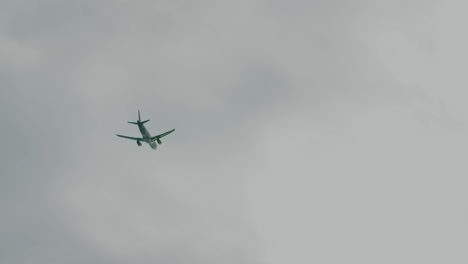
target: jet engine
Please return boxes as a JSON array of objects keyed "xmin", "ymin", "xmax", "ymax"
[
  {"xmin": 156, "ymin": 139, "xmax": 162, "ymax": 144},
  {"xmin": 137, "ymin": 140, "xmax": 142, "ymax": 146}
]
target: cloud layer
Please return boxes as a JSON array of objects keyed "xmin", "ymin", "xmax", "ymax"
[{"xmin": 2, "ymin": 1, "xmax": 468, "ymax": 263}]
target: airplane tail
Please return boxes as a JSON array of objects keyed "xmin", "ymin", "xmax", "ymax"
[{"xmin": 128, "ymin": 110, "xmax": 149, "ymax": 124}]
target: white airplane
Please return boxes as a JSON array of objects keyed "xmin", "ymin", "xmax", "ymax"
[{"xmin": 116, "ymin": 110, "xmax": 175, "ymax": 150}]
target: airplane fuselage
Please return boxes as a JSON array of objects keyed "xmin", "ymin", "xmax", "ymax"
[{"xmin": 138, "ymin": 123, "xmax": 157, "ymax": 149}]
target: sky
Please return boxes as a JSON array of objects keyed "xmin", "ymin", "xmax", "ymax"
[{"xmin": 2, "ymin": 0, "xmax": 468, "ymax": 263}]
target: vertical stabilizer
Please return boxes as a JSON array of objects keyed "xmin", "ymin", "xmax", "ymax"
[{"xmin": 138, "ymin": 110, "xmax": 141, "ymax": 122}]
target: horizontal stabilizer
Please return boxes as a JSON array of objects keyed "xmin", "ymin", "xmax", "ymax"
[
  {"xmin": 128, "ymin": 121, "xmax": 138, "ymax": 125},
  {"xmin": 141, "ymin": 120, "xmax": 150, "ymax": 124}
]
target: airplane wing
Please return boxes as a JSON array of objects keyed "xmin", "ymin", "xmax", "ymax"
[
  {"xmin": 151, "ymin": 129, "xmax": 175, "ymax": 140},
  {"xmin": 116, "ymin": 134, "xmax": 144, "ymax": 141}
]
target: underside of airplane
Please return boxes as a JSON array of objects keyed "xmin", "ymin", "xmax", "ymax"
[{"xmin": 116, "ymin": 110, "xmax": 175, "ymax": 150}]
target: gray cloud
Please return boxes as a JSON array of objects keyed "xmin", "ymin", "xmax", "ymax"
[{"xmin": 2, "ymin": 0, "xmax": 468, "ymax": 263}]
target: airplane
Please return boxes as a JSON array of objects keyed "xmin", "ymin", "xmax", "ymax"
[{"xmin": 116, "ymin": 110, "xmax": 175, "ymax": 150}]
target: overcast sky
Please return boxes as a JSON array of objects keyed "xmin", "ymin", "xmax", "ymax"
[{"xmin": 2, "ymin": 1, "xmax": 468, "ymax": 263}]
